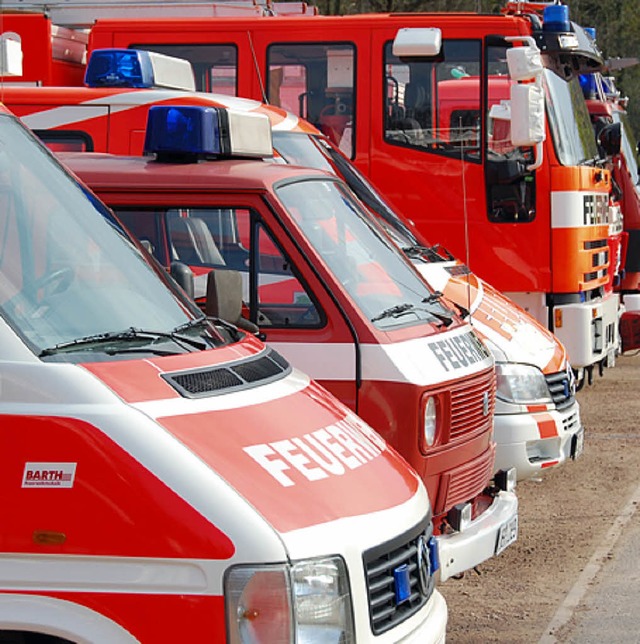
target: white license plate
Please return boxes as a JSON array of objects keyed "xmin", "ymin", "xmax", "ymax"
[
  {"xmin": 571, "ymin": 427, "xmax": 585, "ymax": 460},
  {"xmin": 495, "ymin": 515, "xmax": 518, "ymax": 555}
]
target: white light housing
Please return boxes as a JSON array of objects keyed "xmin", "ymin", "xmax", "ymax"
[
  {"xmin": 423, "ymin": 396, "xmax": 437, "ymax": 447},
  {"xmin": 0, "ymin": 33, "xmax": 23, "ymax": 77},
  {"xmin": 392, "ymin": 28, "xmax": 442, "ymax": 57}
]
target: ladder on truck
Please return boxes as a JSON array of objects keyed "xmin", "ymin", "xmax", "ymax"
[{"xmin": 0, "ymin": 0, "xmax": 316, "ymax": 28}]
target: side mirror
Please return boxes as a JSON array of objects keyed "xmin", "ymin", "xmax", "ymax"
[
  {"xmin": 170, "ymin": 261, "xmax": 195, "ymax": 300},
  {"xmin": 510, "ymin": 83, "xmax": 545, "ymax": 147},
  {"xmin": 597, "ymin": 122, "xmax": 622, "ymax": 157},
  {"xmin": 205, "ymin": 268, "xmax": 259, "ymax": 333}
]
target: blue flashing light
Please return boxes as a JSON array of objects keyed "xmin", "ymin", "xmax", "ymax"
[
  {"xmin": 428, "ymin": 535, "xmax": 440, "ymax": 574},
  {"xmin": 144, "ymin": 105, "xmax": 226, "ymax": 158},
  {"xmin": 393, "ymin": 564, "xmax": 411, "ymax": 605},
  {"xmin": 585, "ymin": 27, "xmax": 596, "ymax": 41},
  {"xmin": 543, "ymin": 4, "xmax": 571, "ymax": 33},
  {"xmin": 579, "ymin": 73, "xmax": 597, "ymax": 99},
  {"xmin": 85, "ymin": 49, "xmax": 154, "ymax": 88}
]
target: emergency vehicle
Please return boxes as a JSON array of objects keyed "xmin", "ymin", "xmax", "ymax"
[
  {"xmin": 60, "ymin": 101, "xmax": 519, "ymax": 582},
  {"xmin": 0, "ymin": 94, "xmax": 450, "ymax": 639},
  {"xmin": 275, "ymin": 128, "xmax": 583, "ymax": 480},
  {"xmin": 582, "ymin": 68, "xmax": 640, "ymax": 351},
  {"xmin": 0, "ymin": 44, "xmax": 580, "ymax": 482},
  {"xmin": 52, "ymin": 0, "xmax": 617, "ymax": 387}
]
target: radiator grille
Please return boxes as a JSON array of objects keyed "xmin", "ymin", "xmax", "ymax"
[
  {"xmin": 163, "ymin": 347, "xmax": 291, "ymax": 397},
  {"xmin": 440, "ymin": 444, "xmax": 496, "ymax": 512},
  {"xmin": 364, "ymin": 518, "xmax": 435, "ymax": 635},
  {"xmin": 449, "ymin": 367, "xmax": 496, "ymax": 441},
  {"xmin": 545, "ymin": 368, "xmax": 576, "ymax": 411}
]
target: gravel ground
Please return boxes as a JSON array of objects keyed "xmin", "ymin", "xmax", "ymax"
[{"xmin": 440, "ymin": 351, "xmax": 640, "ymax": 642}]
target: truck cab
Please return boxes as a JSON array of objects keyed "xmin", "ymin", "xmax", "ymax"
[{"xmin": 62, "ymin": 103, "xmax": 519, "ymax": 582}]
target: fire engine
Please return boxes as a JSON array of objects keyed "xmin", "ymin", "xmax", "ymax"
[
  {"xmin": 0, "ymin": 87, "xmax": 451, "ymax": 643},
  {"xmin": 60, "ymin": 100, "xmax": 520, "ymax": 581},
  {"xmin": 0, "ymin": 41, "xmax": 581, "ymax": 482},
  {"xmin": 30, "ymin": 0, "xmax": 612, "ymax": 387},
  {"xmin": 581, "ymin": 66, "xmax": 640, "ymax": 352}
]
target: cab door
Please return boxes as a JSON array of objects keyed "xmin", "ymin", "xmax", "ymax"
[{"xmin": 112, "ymin": 192, "xmax": 360, "ymax": 411}]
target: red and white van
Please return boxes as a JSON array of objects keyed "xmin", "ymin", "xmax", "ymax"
[
  {"xmin": 59, "ymin": 102, "xmax": 519, "ymax": 582},
  {"xmin": 0, "ymin": 101, "xmax": 450, "ymax": 642}
]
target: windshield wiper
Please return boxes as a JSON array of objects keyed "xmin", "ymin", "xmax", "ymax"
[
  {"xmin": 371, "ymin": 299, "xmax": 453, "ymax": 327},
  {"xmin": 402, "ymin": 244, "xmax": 454, "ymax": 263},
  {"xmin": 39, "ymin": 326, "xmax": 207, "ymax": 357}
]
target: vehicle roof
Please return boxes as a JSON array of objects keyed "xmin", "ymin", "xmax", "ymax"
[{"xmin": 59, "ymin": 151, "xmax": 338, "ymax": 194}]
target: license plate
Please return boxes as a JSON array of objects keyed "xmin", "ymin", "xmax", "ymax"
[
  {"xmin": 495, "ymin": 515, "xmax": 518, "ymax": 555},
  {"xmin": 571, "ymin": 427, "xmax": 584, "ymax": 460}
]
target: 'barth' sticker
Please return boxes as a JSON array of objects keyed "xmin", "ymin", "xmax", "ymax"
[{"xmin": 22, "ymin": 463, "xmax": 77, "ymax": 488}]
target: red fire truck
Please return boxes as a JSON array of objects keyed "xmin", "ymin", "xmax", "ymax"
[
  {"xmin": 0, "ymin": 91, "xmax": 451, "ymax": 640},
  {"xmin": 37, "ymin": 0, "xmax": 613, "ymax": 387}
]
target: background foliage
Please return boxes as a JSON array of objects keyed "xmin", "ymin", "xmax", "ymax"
[{"xmin": 314, "ymin": 0, "xmax": 640, "ymax": 142}]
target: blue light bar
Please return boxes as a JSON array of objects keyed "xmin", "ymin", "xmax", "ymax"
[
  {"xmin": 85, "ymin": 49, "xmax": 153, "ymax": 88},
  {"xmin": 543, "ymin": 4, "xmax": 571, "ymax": 33},
  {"xmin": 144, "ymin": 105, "xmax": 273, "ymax": 160},
  {"xmin": 85, "ymin": 49, "xmax": 195, "ymax": 90},
  {"xmin": 144, "ymin": 105, "xmax": 225, "ymax": 158}
]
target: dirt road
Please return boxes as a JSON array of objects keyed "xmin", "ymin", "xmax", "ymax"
[{"xmin": 440, "ymin": 351, "xmax": 640, "ymax": 642}]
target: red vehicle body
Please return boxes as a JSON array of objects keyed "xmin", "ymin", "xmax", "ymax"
[
  {"xmin": 43, "ymin": 0, "xmax": 616, "ymax": 386},
  {"xmin": 583, "ymin": 70, "xmax": 640, "ymax": 350},
  {"xmin": 0, "ymin": 14, "xmax": 519, "ymax": 578},
  {"xmin": 0, "ymin": 102, "xmax": 449, "ymax": 642},
  {"xmin": 58, "ymin": 103, "xmax": 521, "ymax": 580}
]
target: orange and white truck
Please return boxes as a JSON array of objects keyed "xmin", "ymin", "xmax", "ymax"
[
  {"xmin": 29, "ymin": 0, "xmax": 614, "ymax": 388},
  {"xmin": 0, "ymin": 66, "xmax": 451, "ymax": 642}
]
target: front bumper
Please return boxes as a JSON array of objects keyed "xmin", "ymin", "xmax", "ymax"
[
  {"xmin": 493, "ymin": 402, "xmax": 583, "ymax": 480},
  {"xmin": 436, "ymin": 489, "xmax": 518, "ymax": 582}
]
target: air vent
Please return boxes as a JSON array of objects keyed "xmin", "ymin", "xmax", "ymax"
[{"xmin": 163, "ymin": 347, "xmax": 291, "ymax": 398}]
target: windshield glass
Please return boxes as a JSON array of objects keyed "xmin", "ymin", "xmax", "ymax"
[
  {"xmin": 273, "ymin": 131, "xmax": 425, "ymax": 248},
  {"xmin": 0, "ymin": 113, "xmax": 212, "ymax": 358},
  {"xmin": 545, "ymin": 70, "xmax": 599, "ymax": 166},
  {"xmin": 615, "ymin": 110, "xmax": 639, "ymax": 186},
  {"xmin": 275, "ymin": 178, "xmax": 455, "ymax": 330}
]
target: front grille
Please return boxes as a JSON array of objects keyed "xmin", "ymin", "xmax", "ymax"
[
  {"xmin": 438, "ymin": 443, "xmax": 496, "ymax": 513},
  {"xmin": 163, "ymin": 347, "xmax": 291, "ymax": 398},
  {"xmin": 545, "ymin": 370, "xmax": 575, "ymax": 411},
  {"xmin": 364, "ymin": 518, "xmax": 435, "ymax": 635},
  {"xmin": 449, "ymin": 367, "xmax": 496, "ymax": 441}
]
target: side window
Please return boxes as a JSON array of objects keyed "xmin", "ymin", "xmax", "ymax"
[
  {"xmin": 116, "ymin": 206, "xmax": 322, "ymax": 328},
  {"xmin": 34, "ymin": 130, "xmax": 94, "ymax": 152},
  {"xmin": 116, "ymin": 210, "xmax": 170, "ymax": 264},
  {"xmin": 384, "ymin": 39, "xmax": 482, "ymax": 161},
  {"xmin": 130, "ymin": 44, "xmax": 237, "ymax": 95},
  {"xmin": 267, "ymin": 43, "xmax": 355, "ymax": 158}
]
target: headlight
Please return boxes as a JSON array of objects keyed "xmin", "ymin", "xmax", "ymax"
[
  {"xmin": 423, "ymin": 396, "xmax": 437, "ymax": 447},
  {"xmin": 225, "ymin": 556, "xmax": 355, "ymax": 644},
  {"xmin": 495, "ymin": 363, "xmax": 552, "ymax": 404}
]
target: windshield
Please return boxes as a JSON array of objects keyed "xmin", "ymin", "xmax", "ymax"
[
  {"xmin": 275, "ymin": 178, "xmax": 455, "ymax": 330},
  {"xmin": 545, "ymin": 69, "xmax": 599, "ymax": 166},
  {"xmin": 0, "ymin": 113, "xmax": 215, "ymax": 358},
  {"xmin": 273, "ymin": 131, "xmax": 424, "ymax": 248},
  {"xmin": 615, "ymin": 110, "xmax": 639, "ymax": 186}
]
